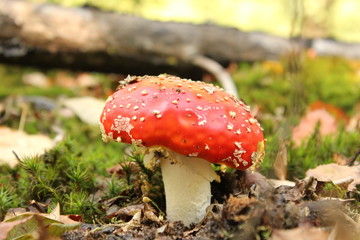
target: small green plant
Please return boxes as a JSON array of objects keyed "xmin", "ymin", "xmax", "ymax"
[
  {"xmin": 20, "ymin": 155, "xmax": 62, "ymax": 202},
  {"xmin": 64, "ymin": 191, "xmax": 102, "ymax": 222},
  {"xmin": 105, "ymin": 176, "xmax": 132, "ymax": 199},
  {"xmin": 323, "ymin": 182, "xmax": 347, "ymax": 198},
  {"xmin": 0, "ymin": 187, "xmax": 17, "ymax": 219}
]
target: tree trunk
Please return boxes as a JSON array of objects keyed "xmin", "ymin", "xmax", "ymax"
[{"xmin": 0, "ymin": 0, "xmax": 359, "ymax": 78}]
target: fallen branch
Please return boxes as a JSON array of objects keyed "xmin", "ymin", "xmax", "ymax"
[{"xmin": 190, "ymin": 55, "xmax": 238, "ymax": 97}]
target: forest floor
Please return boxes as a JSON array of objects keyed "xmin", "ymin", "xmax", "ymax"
[
  {"xmin": 61, "ymin": 171, "xmax": 360, "ymax": 240},
  {"xmin": 0, "ymin": 55, "xmax": 359, "ymax": 239}
]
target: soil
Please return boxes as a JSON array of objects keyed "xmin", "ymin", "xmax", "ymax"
[{"xmin": 61, "ymin": 171, "xmax": 359, "ymax": 240}]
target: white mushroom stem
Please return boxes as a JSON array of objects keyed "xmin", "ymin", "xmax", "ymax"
[{"xmin": 143, "ymin": 148, "xmax": 219, "ymax": 226}]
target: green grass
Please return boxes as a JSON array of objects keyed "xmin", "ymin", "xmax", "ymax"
[
  {"xmin": 260, "ymin": 127, "xmax": 360, "ymax": 179},
  {"xmin": 233, "ymin": 56, "xmax": 360, "ymax": 115}
]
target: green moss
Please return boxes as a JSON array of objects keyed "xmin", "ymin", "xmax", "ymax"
[
  {"xmin": 0, "ymin": 112, "xmax": 167, "ymax": 221},
  {"xmin": 0, "ymin": 186, "xmax": 18, "ymax": 219},
  {"xmin": 301, "ymin": 57, "xmax": 360, "ymax": 113}
]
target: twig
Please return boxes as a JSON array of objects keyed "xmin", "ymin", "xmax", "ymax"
[
  {"xmin": 347, "ymin": 148, "xmax": 360, "ymax": 166},
  {"xmin": 18, "ymin": 103, "xmax": 28, "ymax": 131},
  {"xmin": 190, "ymin": 55, "xmax": 238, "ymax": 98},
  {"xmin": 12, "ymin": 150, "xmax": 22, "ymax": 163}
]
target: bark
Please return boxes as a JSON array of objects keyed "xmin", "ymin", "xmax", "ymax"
[{"xmin": 0, "ymin": 0, "xmax": 360, "ymax": 78}]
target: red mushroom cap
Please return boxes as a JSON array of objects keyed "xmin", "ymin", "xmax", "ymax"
[{"xmin": 100, "ymin": 75, "xmax": 265, "ymax": 170}]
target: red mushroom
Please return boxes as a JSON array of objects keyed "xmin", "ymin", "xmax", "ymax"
[{"xmin": 100, "ymin": 75, "xmax": 265, "ymax": 226}]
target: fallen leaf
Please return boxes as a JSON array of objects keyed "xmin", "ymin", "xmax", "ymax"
[
  {"xmin": 306, "ymin": 163, "xmax": 360, "ymax": 191},
  {"xmin": 109, "ymin": 203, "xmax": 145, "ymax": 221},
  {"xmin": 4, "ymin": 208, "xmax": 28, "ymax": 221},
  {"xmin": 332, "ymin": 153, "xmax": 350, "ymax": 165},
  {"xmin": 76, "ymin": 73, "xmax": 99, "ymax": 88},
  {"xmin": 292, "ymin": 108, "xmax": 338, "ymax": 146},
  {"xmin": 309, "ymin": 101, "xmax": 349, "ymax": 123},
  {"xmin": 268, "ymin": 179, "xmax": 296, "ymax": 188},
  {"xmin": 270, "ymin": 224, "xmax": 329, "ymax": 240},
  {"xmin": 347, "ymin": 103, "xmax": 360, "ymax": 132},
  {"xmin": 122, "ymin": 211, "xmax": 142, "ymax": 232},
  {"xmin": 0, "ymin": 215, "xmax": 34, "ymax": 240},
  {"xmin": 47, "ymin": 203, "xmax": 61, "ymax": 221},
  {"xmin": 22, "ymin": 72, "xmax": 50, "ymax": 88},
  {"xmin": 0, "ymin": 126, "xmax": 54, "ymax": 167},
  {"xmin": 292, "ymin": 101, "xmax": 351, "ymax": 146},
  {"xmin": 295, "ymin": 203, "xmax": 360, "ymax": 240},
  {"xmin": 0, "ymin": 204, "xmax": 81, "ymax": 240},
  {"xmin": 61, "ymin": 97, "xmax": 106, "ymax": 125},
  {"xmin": 273, "ymin": 139, "xmax": 288, "ymax": 180},
  {"xmin": 54, "ymin": 71, "xmax": 77, "ymax": 88}
]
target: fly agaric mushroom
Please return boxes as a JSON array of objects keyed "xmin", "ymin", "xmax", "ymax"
[{"xmin": 100, "ymin": 75, "xmax": 265, "ymax": 226}]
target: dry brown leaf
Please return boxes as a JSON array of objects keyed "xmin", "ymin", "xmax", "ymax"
[
  {"xmin": 0, "ymin": 126, "xmax": 54, "ymax": 167},
  {"xmin": 346, "ymin": 113, "xmax": 360, "ymax": 132},
  {"xmin": 50, "ymin": 204, "xmax": 82, "ymax": 225},
  {"xmin": 4, "ymin": 208, "xmax": 28, "ymax": 221},
  {"xmin": 273, "ymin": 139, "xmax": 288, "ymax": 180},
  {"xmin": 47, "ymin": 203, "xmax": 61, "ymax": 221},
  {"xmin": 306, "ymin": 163, "xmax": 360, "ymax": 191},
  {"xmin": 270, "ymin": 224, "xmax": 329, "ymax": 240},
  {"xmin": 332, "ymin": 153, "xmax": 350, "ymax": 165},
  {"xmin": 111, "ymin": 203, "xmax": 145, "ymax": 221},
  {"xmin": 292, "ymin": 108, "xmax": 338, "ymax": 146},
  {"xmin": 347, "ymin": 103, "xmax": 360, "ymax": 132}
]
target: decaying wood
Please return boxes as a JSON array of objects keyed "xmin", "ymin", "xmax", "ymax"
[{"xmin": 0, "ymin": 0, "xmax": 360, "ymax": 80}]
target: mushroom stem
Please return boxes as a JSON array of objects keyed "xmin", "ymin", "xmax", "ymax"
[{"xmin": 159, "ymin": 150, "xmax": 219, "ymax": 226}]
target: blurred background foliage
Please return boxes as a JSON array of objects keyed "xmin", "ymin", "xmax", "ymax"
[{"xmin": 31, "ymin": 0, "xmax": 360, "ymax": 43}]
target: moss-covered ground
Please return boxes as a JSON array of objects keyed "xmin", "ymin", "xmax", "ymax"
[{"xmin": 0, "ymin": 54, "xmax": 359, "ymax": 238}]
